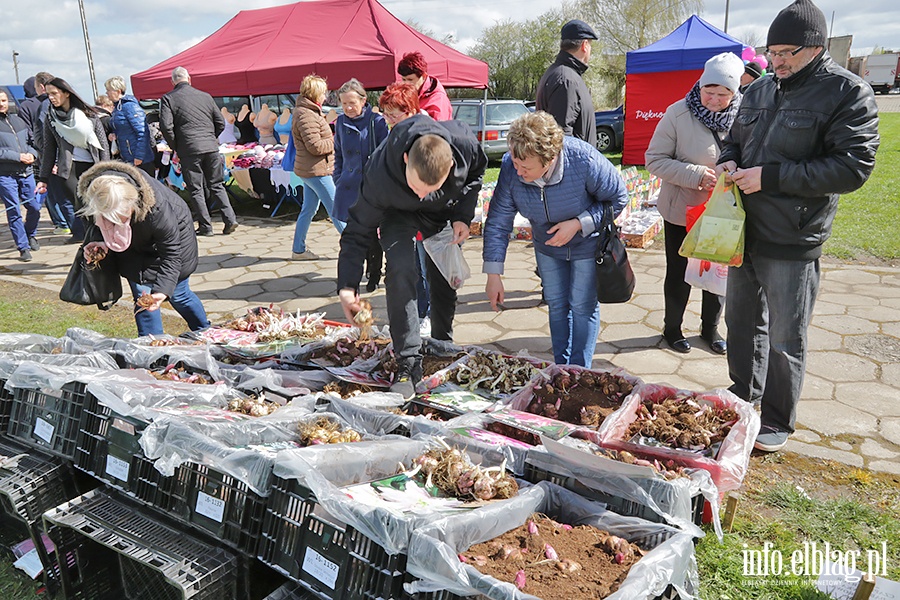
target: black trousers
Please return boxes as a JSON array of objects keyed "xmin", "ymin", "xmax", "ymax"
[
  {"xmin": 180, "ymin": 151, "xmax": 236, "ymax": 232},
  {"xmin": 380, "ymin": 212, "xmax": 456, "ymax": 369},
  {"xmin": 663, "ymin": 219, "xmax": 724, "ymax": 338}
]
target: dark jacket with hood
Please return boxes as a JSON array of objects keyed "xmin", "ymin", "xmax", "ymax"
[
  {"xmin": 38, "ymin": 108, "xmax": 110, "ymax": 182},
  {"xmin": 110, "ymin": 94, "xmax": 155, "ymax": 163},
  {"xmin": 0, "ymin": 110, "xmax": 37, "ymax": 177},
  {"xmin": 17, "ymin": 78, "xmax": 50, "ymax": 156},
  {"xmin": 159, "ymin": 82, "xmax": 225, "ymax": 157},
  {"xmin": 337, "ymin": 113, "xmax": 487, "ymax": 292},
  {"xmin": 332, "ymin": 104, "xmax": 389, "ymax": 222},
  {"xmin": 536, "ymin": 51, "xmax": 597, "ymax": 148},
  {"xmin": 77, "ymin": 161, "xmax": 199, "ymax": 298},
  {"xmin": 718, "ymin": 51, "xmax": 879, "ymax": 261}
]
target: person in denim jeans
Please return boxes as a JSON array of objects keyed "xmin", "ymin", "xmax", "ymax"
[
  {"xmin": 716, "ymin": 0, "xmax": 879, "ymax": 452},
  {"xmin": 483, "ymin": 111, "xmax": 627, "ymax": 367},
  {"xmin": 0, "ymin": 91, "xmax": 41, "ymax": 262},
  {"xmin": 78, "ymin": 161, "xmax": 210, "ymax": 337}
]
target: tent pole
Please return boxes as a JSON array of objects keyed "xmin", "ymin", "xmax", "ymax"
[{"xmin": 482, "ymin": 88, "xmax": 488, "ymax": 154}]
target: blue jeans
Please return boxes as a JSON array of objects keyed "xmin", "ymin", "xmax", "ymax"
[
  {"xmin": 534, "ymin": 251, "xmax": 601, "ymax": 367},
  {"xmin": 725, "ymin": 251, "xmax": 819, "ymax": 433},
  {"xmin": 38, "ymin": 189, "xmax": 66, "ymax": 228},
  {"xmin": 0, "ymin": 174, "xmax": 40, "ymax": 251},
  {"xmin": 129, "ymin": 279, "xmax": 210, "ymax": 337},
  {"xmin": 292, "ymin": 175, "xmax": 345, "ymax": 253}
]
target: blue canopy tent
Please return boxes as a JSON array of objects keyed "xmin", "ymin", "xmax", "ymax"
[{"xmin": 623, "ymin": 16, "xmax": 744, "ymax": 164}]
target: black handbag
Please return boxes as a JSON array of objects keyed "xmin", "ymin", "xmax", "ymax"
[
  {"xmin": 59, "ymin": 225, "xmax": 122, "ymax": 311},
  {"xmin": 595, "ymin": 205, "xmax": 635, "ymax": 303}
]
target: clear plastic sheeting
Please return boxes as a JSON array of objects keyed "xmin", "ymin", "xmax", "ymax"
[
  {"xmin": 272, "ymin": 438, "xmax": 502, "ymax": 555},
  {"xmin": 216, "ymin": 364, "xmax": 326, "ymax": 401},
  {"xmin": 404, "ymin": 482, "xmax": 698, "ymax": 600},
  {"xmin": 0, "ymin": 351, "xmax": 119, "ymax": 380},
  {"xmin": 524, "ymin": 446, "xmax": 716, "ymax": 540},
  {"xmin": 63, "ymin": 327, "xmax": 122, "ymax": 351},
  {"xmin": 5, "ymin": 361, "xmax": 116, "ymax": 392},
  {"xmin": 85, "ymin": 372, "xmax": 236, "ymax": 420},
  {"xmin": 110, "ymin": 338, "xmax": 224, "ymax": 381},
  {"xmin": 0, "ymin": 333, "xmax": 63, "ymax": 353},
  {"xmin": 320, "ymin": 395, "xmax": 416, "ymax": 436},
  {"xmin": 139, "ymin": 401, "xmax": 323, "ymax": 495}
]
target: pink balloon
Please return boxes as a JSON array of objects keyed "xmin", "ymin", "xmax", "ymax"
[
  {"xmin": 742, "ymin": 46, "xmax": 756, "ymax": 61},
  {"xmin": 754, "ymin": 55, "xmax": 768, "ymax": 70}
]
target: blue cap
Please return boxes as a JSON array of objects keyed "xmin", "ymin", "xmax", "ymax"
[{"xmin": 561, "ymin": 19, "xmax": 598, "ymax": 41}]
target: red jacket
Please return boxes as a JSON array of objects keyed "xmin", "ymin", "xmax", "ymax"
[{"xmin": 418, "ymin": 75, "xmax": 452, "ymax": 121}]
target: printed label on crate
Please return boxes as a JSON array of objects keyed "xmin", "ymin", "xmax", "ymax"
[
  {"xmin": 487, "ymin": 409, "xmax": 577, "ymax": 441},
  {"xmin": 195, "ymin": 491, "xmax": 226, "ymax": 523},
  {"xmin": 33, "ymin": 417, "xmax": 54, "ymax": 443},
  {"xmin": 419, "ymin": 388, "xmax": 494, "ymax": 413},
  {"xmin": 111, "ymin": 417, "xmax": 136, "ymax": 436},
  {"xmin": 105, "ymin": 454, "xmax": 130, "ymax": 482},
  {"xmin": 302, "ymin": 547, "xmax": 340, "ymax": 589}
]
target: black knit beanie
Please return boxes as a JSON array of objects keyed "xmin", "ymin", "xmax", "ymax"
[{"xmin": 767, "ymin": 0, "xmax": 827, "ymax": 47}]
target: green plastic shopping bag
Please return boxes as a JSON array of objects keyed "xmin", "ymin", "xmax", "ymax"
[{"xmin": 678, "ymin": 174, "xmax": 745, "ymax": 266}]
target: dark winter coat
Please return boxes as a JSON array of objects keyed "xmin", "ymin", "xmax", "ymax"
[
  {"xmin": 0, "ymin": 111, "xmax": 37, "ymax": 177},
  {"xmin": 77, "ymin": 161, "xmax": 199, "ymax": 298},
  {"xmin": 337, "ymin": 113, "xmax": 487, "ymax": 292},
  {"xmin": 159, "ymin": 82, "xmax": 224, "ymax": 157},
  {"xmin": 38, "ymin": 108, "xmax": 110, "ymax": 182},
  {"xmin": 332, "ymin": 105, "xmax": 389, "ymax": 222},
  {"xmin": 110, "ymin": 94, "xmax": 155, "ymax": 164},
  {"xmin": 718, "ymin": 51, "xmax": 879, "ymax": 261},
  {"xmin": 536, "ymin": 51, "xmax": 597, "ymax": 148},
  {"xmin": 19, "ymin": 95, "xmax": 49, "ymax": 155},
  {"xmin": 483, "ymin": 136, "xmax": 627, "ymax": 270}
]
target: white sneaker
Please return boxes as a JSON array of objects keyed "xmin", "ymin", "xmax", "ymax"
[
  {"xmin": 419, "ymin": 316, "xmax": 431, "ymax": 338},
  {"xmin": 291, "ymin": 250, "xmax": 320, "ymax": 261}
]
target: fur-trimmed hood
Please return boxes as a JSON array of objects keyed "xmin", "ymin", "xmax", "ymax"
[{"xmin": 77, "ymin": 160, "xmax": 156, "ymax": 222}]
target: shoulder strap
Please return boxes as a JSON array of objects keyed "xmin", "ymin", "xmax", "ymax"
[{"xmin": 367, "ymin": 116, "xmax": 377, "ymax": 158}]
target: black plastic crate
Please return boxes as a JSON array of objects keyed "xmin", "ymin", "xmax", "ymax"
[
  {"xmin": 6, "ymin": 380, "xmax": 89, "ymax": 460},
  {"xmin": 154, "ymin": 460, "xmax": 269, "ymax": 558},
  {"xmin": 0, "ymin": 378, "xmax": 14, "ymax": 431},
  {"xmin": 74, "ymin": 393, "xmax": 170, "ymax": 507},
  {"xmin": 43, "ymin": 487, "xmax": 240, "ymax": 600},
  {"xmin": 523, "ymin": 461, "xmax": 705, "ymax": 529},
  {"xmin": 258, "ymin": 476, "xmax": 406, "ymax": 600}
]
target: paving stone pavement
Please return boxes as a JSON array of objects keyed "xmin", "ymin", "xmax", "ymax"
[{"xmin": 3, "ymin": 216, "xmax": 899, "ymax": 473}]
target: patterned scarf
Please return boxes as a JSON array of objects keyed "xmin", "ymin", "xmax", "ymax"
[{"xmin": 685, "ymin": 83, "xmax": 741, "ymax": 133}]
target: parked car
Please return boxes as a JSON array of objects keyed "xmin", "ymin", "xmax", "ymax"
[
  {"xmin": 450, "ymin": 99, "xmax": 531, "ymax": 160},
  {"xmin": 595, "ymin": 105, "xmax": 624, "ymax": 153}
]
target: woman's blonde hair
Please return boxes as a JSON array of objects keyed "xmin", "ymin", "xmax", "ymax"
[
  {"xmin": 79, "ymin": 175, "xmax": 139, "ymax": 224},
  {"xmin": 104, "ymin": 76, "xmax": 127, "ymax": 93},
  {"xmin": 506, "ymin": 111, "xmax": 565, "ymax": 166},
  {"xmin": 337, "ymin": 78, "xmax": 366, "ymax": 100},
  {"xmin": 299, "ymin": 75, "xmax": 328, "ymax": 102}
]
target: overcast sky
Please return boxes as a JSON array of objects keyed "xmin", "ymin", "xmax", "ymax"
[{"xmin": 2, "ymin": 0, "xmax": 897, "ymax": 100}]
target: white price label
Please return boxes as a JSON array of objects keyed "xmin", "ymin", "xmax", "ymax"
[
  {"xmin": 33, "ymin": 418, "xmax": 54, "ymax": 443},
  {"xmin": 302, "ymin": 547, "xmax": 339, "ymax": 589},
  {"xmin": 105, "ymin": 455, "xmax": 130, "ymax": 482},
  {"xmin": 195, "ymin": 491, "xmax": 226, "ymax": 523}
]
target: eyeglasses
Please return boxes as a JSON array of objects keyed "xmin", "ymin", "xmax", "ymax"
[{"xmin": 765, "ymin": 46, "xmax": 804, "ymax": 59}]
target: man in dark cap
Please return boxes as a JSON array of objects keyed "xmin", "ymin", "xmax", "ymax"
[
  {"xmin": 535, "ymin": 19, "xmax": 598, "ymax": 148},
  {"xmin": 739, "ymin": 61, "xmax": 764, "ymax": 92},
  {"xmin": 716, "ymin": 0, "xmax": 879, "ymax": 452}
]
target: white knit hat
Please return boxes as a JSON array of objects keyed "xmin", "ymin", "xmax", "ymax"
[{"xmin": 699, "ymin": 52, "xmax": 745, "ymax": 94}]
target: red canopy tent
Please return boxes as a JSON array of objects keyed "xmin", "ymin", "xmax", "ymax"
[
  {"xmin": 130, "ymin": 0, "xmax": 488, "ymax": 99},
  {"xmin": 622, "ymin": 16, "xmax": 744, "ymax": 165}
]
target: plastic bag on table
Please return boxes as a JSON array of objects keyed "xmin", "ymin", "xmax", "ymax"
[
  {"xmin": 422, "ymin": 223, "xmax": 471, "ymax": 290},
  {"xmin": 684, "ymin": 257, "xmax": 728, "ymax": 296},
  {"xmin": 0, "ymin": 351, "xmax": 119, "ymax": 381},
  {"xmin": 404, "ymin": 481, "xmax": 698, "ymax": 600},
  {"xmin": 679, "ymin": 174, "xmax": 745, "ymax": 266}
]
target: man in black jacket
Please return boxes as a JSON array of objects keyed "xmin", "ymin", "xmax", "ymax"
[
  {"xmin": 536, "ymin": 19, "xmax": 598, "ymax": 148},
  {"xmin": 160, "ymin": 67, "xmax": 237, "ymax": 236},
  {"xmin": 716, "ymin": 0, "xmax": 879, "ymax": 452},
  {"xmin": 337, "ymin": 114, "xmax": 487, "ymax": 399},
  {"xmin": 0, "ymin": 90, "xmax": 41, "ymax": 261}
]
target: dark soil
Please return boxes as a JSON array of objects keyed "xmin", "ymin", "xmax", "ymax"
[
  {"xmin": 461, "ymin": 514, "xmax": 642, "ymax": 599},
  {"xmin": 525, "ymin": 370, "xmax": 635, "ymax": 427},
  {"xmin": 309, "ymin": 338, "xmax": 391, "ymax": 366}
]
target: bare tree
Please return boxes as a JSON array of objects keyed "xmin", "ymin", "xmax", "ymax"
[
  {"xmin": 582, "ymin": 0, "xmax": 704, "ymax": 54},
  {"xmin": 405, "ymin": 19, "xmax": 457, "ymax": 47}
]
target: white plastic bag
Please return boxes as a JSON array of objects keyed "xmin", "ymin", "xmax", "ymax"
[
  {"xmin": 684, "ymin": 257, "xmax": 728, "ymax": 296},
  {"xmin": 422, "ymin": 224, "xmax": 471, "ymax": 290}
]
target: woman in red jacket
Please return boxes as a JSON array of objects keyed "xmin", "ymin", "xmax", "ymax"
[{"xmin": 397, "ymin": 52, "xmax": 452, "ymax": 121}]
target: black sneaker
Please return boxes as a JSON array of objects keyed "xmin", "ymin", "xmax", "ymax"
[
  {"xmin": 390, "ymin": 361, "xmax": 421, "ymax": 401},
  {"xmin": 18, "ymin": 249, "xmax": 32, "ymax": 262},
  {"xmin": 28, "ymin": 236, "xmax": 40, "ymax": 251},
  {"xmin": 196, "ymin": 228, "xmax": 215, "ymax": 237},
  {"xmin": 223, "ymin": 222, "xmax": 239, "ymax": 235}
]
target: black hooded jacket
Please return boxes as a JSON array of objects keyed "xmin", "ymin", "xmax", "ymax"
[
  {"xmin": 336, "ymin": 114, "xmax": 487, "ymax": 292},
  {"xmin": 536, "ymin": 51, "xmax": 597, "ymax": 148},
  {"xmin": 77, "ymin": 161, "xmax": 199, "ymax": 298}
]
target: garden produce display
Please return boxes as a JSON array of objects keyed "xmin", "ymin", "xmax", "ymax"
[
  {"xmin": 222, "ymin": 306, "xmax": 332, "ymax": 342},
  {"xmin": 459, "ymin": 513, "xmax": 642, "ymax": 599},
  {"xmin": 446, "ymin": 352, "xmax": 544, "ymax": 395},
  {"xmin": 323, "ymin": 380, "xmax": 376, "ymax": 398},
  {"xmin": 524, "ymin": 369, "xmax": 635, "ymax": 427},
  {"xmin": 354, "ymin": 298, "xmax": 374, "ymax": 340},
  {"xmin": 146, "ymin": 337, "xmax": 204, "ymax": 347},
  {"xmin": 408, "ymin": 446, "xmax": 518, "ymax": 501},
  {"xmin": 309, "ymin": 337, "xmax": 391, "ymax": 367},
  {"xmin": 227, "ymin": 392, "xmax": 279, "ymax": 417},
  {"xmin": 150, "ymin": 364, "xmax": 214, "ymax": 384},
  {"xmin": 626, "ymin": 394, "xmax": 738, "ymax": 454},
  {"xmin": 297, "ymin": 416, "xmax": 362, "ymax": 446}
]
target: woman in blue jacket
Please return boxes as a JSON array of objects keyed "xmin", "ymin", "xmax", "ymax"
[
  {"xmin": 483, "ymin": 111, "xmax": 627, "ymax": 367},
  {"xmin": 104, "ymin": 76, "xmax": 155, "ymax": 177},
  {"xmin": 333, "ymin": 79, "xmax": 388, "ymax": 291}
]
